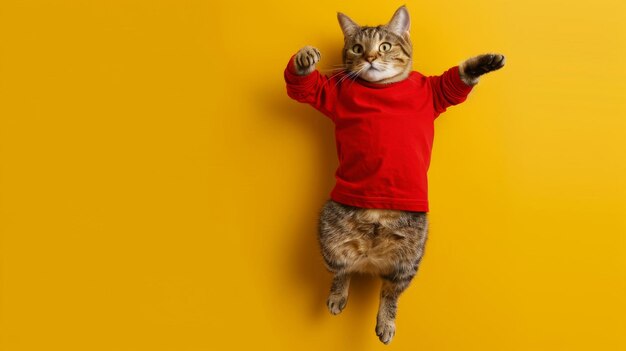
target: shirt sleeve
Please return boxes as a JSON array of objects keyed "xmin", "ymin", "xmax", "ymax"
[
  {"xmin": 427, "ymin": 66, "xmax": 474, "ymax": 119},
  {"xmin": 284, "ymin": 55, "xmax": 337, "ymax": 121}
]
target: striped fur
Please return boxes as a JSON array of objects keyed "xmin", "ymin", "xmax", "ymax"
[
  {"xmin": 338, "ymin": 6, "xmax": 412, "ymax": 84},
  {"xmin": 295, "ymin": 5, "xmax": 505, "ymax": 345},
  {"xmin": 318, "ymin": 199, "xmax": 428, "ymax": 344},
  {"xmin": 312, "ymin": 6, "xmax": 426, "ymax": 345}
]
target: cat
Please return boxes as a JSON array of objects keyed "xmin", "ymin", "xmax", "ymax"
[{"xmin": 284, "ymin": 5, "xmax": 505, "ymax": 344}]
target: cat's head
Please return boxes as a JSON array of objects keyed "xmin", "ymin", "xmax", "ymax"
[{"xmin": 338, "ymin": 6, "xmax": 412, "ymax": 84}]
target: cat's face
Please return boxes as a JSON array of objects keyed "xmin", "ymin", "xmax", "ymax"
[{"xmin": 338, "ymin": 6, "xmax": 412, "ymax": 84}]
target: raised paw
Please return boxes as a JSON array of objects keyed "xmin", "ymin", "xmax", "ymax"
[
  {"xmin": 326, "ymin": 294, "xmax": 347, "ymax": 315},
  {"xmin": 294, "ymin": 46, "xmax": 321, "ymax": 75},
  {"xmin": 375, "ymin": 319, "xmax": 396, "ymax": 344},
  {"xmin": 464, "ymin": 53, "xmax": 506, "ymax": 77}
]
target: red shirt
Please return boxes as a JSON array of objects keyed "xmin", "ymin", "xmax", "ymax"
[{"xmin": 284, "ymin": 56, "xmax": 473, "ymax": 212}]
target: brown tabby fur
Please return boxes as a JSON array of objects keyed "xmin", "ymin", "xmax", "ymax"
[
  {"xmin": 318, "ymin": 200, "xmax": 428, "ymax": 343},
  {"xmin": 292, "ymin": 5, "xmax": 505, "ymax": 345}
]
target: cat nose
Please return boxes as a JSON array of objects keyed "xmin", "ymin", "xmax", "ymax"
[{"xmin": 365, "ymin": 56, "xmax": 376, "ymax": 63}]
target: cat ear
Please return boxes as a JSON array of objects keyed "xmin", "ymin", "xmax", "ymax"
[
  {"xmin": 387, "ymin": 5, "xmax": 410, "ymax": 36},
  {"xmin": 337, "ymin": 12, "xmax": 360, "ymax": 37}
]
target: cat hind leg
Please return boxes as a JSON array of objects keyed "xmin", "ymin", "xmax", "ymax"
[{"xmin": 326, "ymin": 272, "xmax": 351, "ymax": 315}]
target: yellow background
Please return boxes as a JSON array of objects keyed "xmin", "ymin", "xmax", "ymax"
[{"xmin": 1, "ymin": 0, "xmax": 625, "ymax": 350}]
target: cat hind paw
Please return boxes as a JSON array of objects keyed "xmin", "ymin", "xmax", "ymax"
[
  {"xmin": 375, "ymin": 320, "xmax": 396, "ymax": 344},
  {"xmin": 326, "ymin": 294, "xmax": 347, "ymax": 315}
]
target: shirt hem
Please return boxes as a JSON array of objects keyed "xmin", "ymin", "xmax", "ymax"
[{"xmin": 330, "ymin": 189, "xmax": 429, "ymax": 212}]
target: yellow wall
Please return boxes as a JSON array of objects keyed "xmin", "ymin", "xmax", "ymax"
[{"xmin": 1, "ymin": 1, "xmax": 625, "ymax": 350}]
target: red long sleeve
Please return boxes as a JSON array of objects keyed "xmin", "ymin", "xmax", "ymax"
[
  {"xmin": 283, "ymin": 55, "xmax": 337, "ymax": 121},
  {"xmin": 428, "ymin": 66, "xmax": 474, "ymax": 118},
  {"xmin": 284, "ymin": 57, "xmax": 473, "ymax": 212}
]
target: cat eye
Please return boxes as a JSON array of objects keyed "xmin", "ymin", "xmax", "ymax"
[
  {"xmin": 352, "ymin": 44, "xmax": 363, "ymax": 54},
  {"xmin": 379, "ymin": 42, "xmax": 392, "ymax": 52}
]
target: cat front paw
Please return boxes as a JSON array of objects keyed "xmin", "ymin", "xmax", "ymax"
[
  {"xmin": 375, "ymin": 318, "xmax": 396, "ymax": 344},
  {"xmin": 460, "ymin": 53, "xmax": 505, "ymax": 85},
  {"xmin": 466, "ymin": 53, "xmax": 506, "ymax": 75},
  {"xmin": 294, "ymin": 46, "xmax": 321, "ymax": 75},
  {"xmin": 326, "ymin": 293, "xmax": 347, "ymax": 315}
]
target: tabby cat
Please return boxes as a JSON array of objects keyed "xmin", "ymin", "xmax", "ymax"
[{"xmin": 287, "ymin": 5, "xmax": 505, "ymax": 344}]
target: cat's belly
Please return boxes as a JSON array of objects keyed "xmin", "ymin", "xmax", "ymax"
[
  {"xmin": 347, "ymin": 242, "xmax": 404, "ymax": 274},
  {"xmin": 320, "ymin": 201, "xmax": 427, "ymax": 275},
  {"xmin": 337, "ymin": 223, "xmax": 411, "ymax": 275}
]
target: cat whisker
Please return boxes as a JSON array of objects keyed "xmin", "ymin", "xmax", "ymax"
[
  {"xmin": 346, "ymin": 65, "xmax": 369, "ymax": 89},
  {"xmin": 332, "ymin": 65, "xmax": 362, "ymax": 89},
  {"xmin": 319, "ymin": 67, "xmax": 348, "ymax": 73},
  {"xmin": 332, "ymin": 65, "xmax": 362, "ymax": 86},
  {"xmin": 334, "ymin": 65, "xmax": 364, "ymax": 87},
  {"xmin": 333, "ymin": 71, "xmax": 354, "ymax": 88},
  {"xmin": 328, "ymin": 69, "xmax": 349, "ymax": 82}
]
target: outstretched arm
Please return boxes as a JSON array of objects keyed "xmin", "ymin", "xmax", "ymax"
[
  {"xmin": 459, "ymin": 53, "xmax": 506, "ymax": 86},
  {"xmin": 428, "ymin": 65, "xmax": 474, "ymax": 118},
  {"xmin": 284, "ymin": 46, "xmax": 337, "ymax": 120},
  {"xmin": 428, "ymin": 53, "xmax": 506, "ymax": 118}
]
